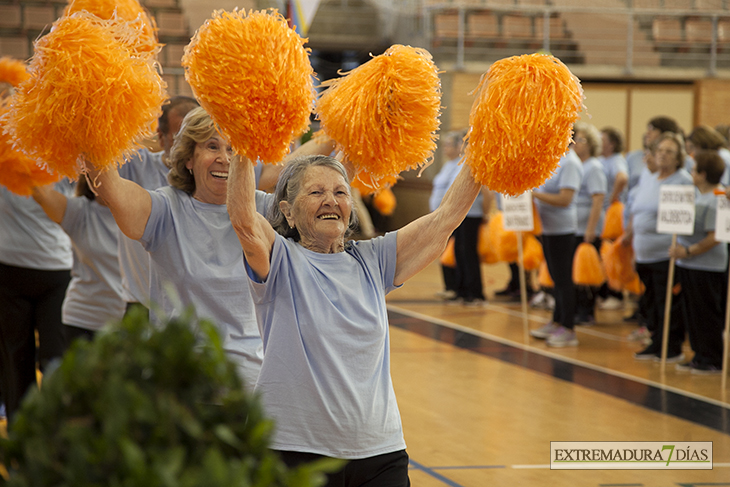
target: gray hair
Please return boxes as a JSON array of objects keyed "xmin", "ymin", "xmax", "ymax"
[{"xmin": 267, "ymin": 155, "xmax": 359, "ymax": 241}]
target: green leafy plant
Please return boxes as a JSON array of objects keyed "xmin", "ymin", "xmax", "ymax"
[{"xmin": 0, "ymin": 307, "xmax": 341, "ymax": 487}]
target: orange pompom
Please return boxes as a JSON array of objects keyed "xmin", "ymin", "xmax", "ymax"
[
  {"xmin": 64, "ymin": 0, "xmax": 158, "ymax": 53},
  {"xmin": 602, "ymin": 201, "xmax": 624, "ymax": 240},
  {"xmin": 573, "ymin": 242, "xmax": 606, "ymax": 286},
  {"xmin": 522, "ymin": 234, "xmax": 544, "ymax": 271},
  {"xmin": 351, "ymin": 171, "xmax": 399, "ymax": 196},
  {"xmin": 464, "ymin": 53, "xmax": 583, "ymax": 196},
  {"xmin": 183, "ymin": 9, "xmax": 313, "ymax": 164},
  {"xmin": 316, "ymin": 44, "xmax": 441, "ymax": 182},
  {"xmin": 372, "ymin": 187, "xmax": 396, "ymax": 216},
  {"xmin": 538, "ymin": 260, "xmax": 554, "ymax": 288},
  {"xmin": 3, "ymin": 12, "xmax": 165, "ymax": 179},
  {"xmin": 440, "ymin": 236, "xmax": 456, "ymax": 268},
  {"xmin": 625, "ymin": 273, "xmax": 645, "ymax": 296},
  {"xmin": 0, "ymin": 57, "xmax": 30, "ymax": 87},
  {"xmin": 600, "ymin": 240, "xmax": 622, "ymax": 291},
  {"xmin": 0, "ymin": 102, "xmax": 60, "ymax": 195},
  {"xmin": 478, "ymin": 222, "xmax": 499, "ymax": 264},
  {"xmin": 497, "ymin": 229, "xmax": 518, "ymax": 263},
  {"xmin": 612, "ymin": 237, "xmax": 636, "ymax": 284}
]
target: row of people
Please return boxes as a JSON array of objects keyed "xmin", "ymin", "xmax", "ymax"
[{"xmin": 1, "ymin": 97, "xmax": 490, "ymax": 485}]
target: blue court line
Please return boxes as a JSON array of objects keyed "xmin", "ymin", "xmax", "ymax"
[
  {"xmin": 428, "ymin": 465, "xmax": 506, "ymax": 470},
  {"xmin": 409, "ymin": 459, "xmax": 466, "ymax": 487},
  {"xmin": 599, "ymin": 484, "xmax": 644, "ymax": 486},
  {"xmin": 675, "ymin": 484, "xmax": 730, "ymax": 486}
]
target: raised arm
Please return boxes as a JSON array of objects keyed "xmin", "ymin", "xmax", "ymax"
[
  {"xmin": 88, "ymin": 167, "xmax": 151, "ymax": 240},
  {"xmin": 31, "ymin": 184, "xmax": 68, "ymax": 224},
  {"xmin": 227, "ymin": 156, "xmax": 277, "ymax": 280},
  {"xmin": 393, "ymin": 164, "xmax": 481, "ymax": 286}
]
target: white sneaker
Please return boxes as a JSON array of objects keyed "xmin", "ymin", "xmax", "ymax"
[
  {"xmin": 529, "ymin": 291, "xmax": 547, "ymax": 308},
  {"xmin": 530, "ymin": 321, "xmax": 560, "ymax": 339},
  {"xmin": 598, "ymin": 296, "xmax": 623, "ymax": 310},
  {"xmin": 546, "ymin": 327, "xmax": 579, "ymax": 347},
  {"xmin": 627, "ymin": 326, "xmax": 651, "ymax": 345},
  {"xmin": 544, "ymin": 294, "xmax": 555, "ymax": 310}
]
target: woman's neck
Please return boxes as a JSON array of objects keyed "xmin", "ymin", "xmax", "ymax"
[
  {"xmin": 697, "ymin": 182, "xmax": 719, "ymax": 194},
  {"xmin": 299, "ymin": 236, "xmax": 345, "ymax": 254}
]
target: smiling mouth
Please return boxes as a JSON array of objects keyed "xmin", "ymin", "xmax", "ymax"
[
  {"xmin": 211, "ymin": 171, "xmax": 228, "ymax": 180},
  {"xmin": 318, "ymin": 214, "xmax": 340, "ymax": 220}
]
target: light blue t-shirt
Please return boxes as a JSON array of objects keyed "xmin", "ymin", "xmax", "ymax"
[
  {"xmin": 629, "ymin": 169, "xmax": 693, "ymax": 263},
  {"xmin": 60, "ymin": 197, "xmax": 125, "ymax": 330},
  {"xmin": 626, "ymin": 149, "xmax": 645, "ymax": 193},
  {"xmin": 535, "ymin": 150, "xmax": 583, "ymax": 235},
  {"xmin": 117, "ymin": 149, "xmax": 169, "ymax": 304},
  {"xmin": 677, "ymin": 190, "xmax": 728, "ymax": 272},
  {"xmin": 429, "ymin": 158, "xmax": 460, "ymax": 212},
  {"xmin": 576, "ymin": 157, "xmax": 607, "ymax": 236},
  {"xmin": 246, "ymin": 232, "xmax": 406, "ymax": 459},
  {"xmin": 139, "ymin": 185, "xmax": 269, "ymax": 389},
  {"xmin": 599, "ymin": 152, "xmax": 628, "ymax": 208},
  {"xmin": 0, "ymin": 182, "xmax": 73, "ymax": 270}
]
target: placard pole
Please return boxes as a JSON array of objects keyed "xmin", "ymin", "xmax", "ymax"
[
  {"xmin": 517, "ymin": 232, "xmax": 529, "ymax": 344},
  {"xmin": 660, "ymin": 234, "xmax": 677, "ymax": 373}
]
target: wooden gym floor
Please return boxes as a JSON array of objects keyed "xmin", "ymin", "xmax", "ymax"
[{"xmin": 388, "ymin": 261, "xmax": 730, "ymax": 486}]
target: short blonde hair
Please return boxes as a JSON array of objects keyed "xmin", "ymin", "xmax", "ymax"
[
  {"xmin": 574, "ymin": 122, "xmax": 602, "ymax": 158},
  {"xmin": 167, "ymin": 107, "xmax": 218, "ymax": 195}
]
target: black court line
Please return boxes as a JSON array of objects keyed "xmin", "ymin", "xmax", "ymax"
[{"xmin": 388, "ymin": 310, "xmax": 730, "ymax": 435}]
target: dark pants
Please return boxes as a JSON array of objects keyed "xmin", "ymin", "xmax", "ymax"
[
  {"xmin": 574, "ymin": 236, "xmax": 600, "ymax": 319},
  {"xmin": 543, "ymin": 233, "xmax": 577, "ymax": 330},
  {"xmin": 276, "ymin": 449, "xmax": 410, "ymax": 487},
  {"xmin": 453, "ymin": 217, "xmax": 484, "ymax": 301},
  {"xmin": 0, "ymin": 263, "xmax": 70, "ymax": 419},
  {"xmin": 677, "ymin": 267, "xmax": 725, "ymax": 367},
  {"xmin": 636, "ymin": 261, "xmax": 684, "ymax": 356},
  {"xmin": 63, "ymin": 324, "xmax": 95, "ymax": 345}
]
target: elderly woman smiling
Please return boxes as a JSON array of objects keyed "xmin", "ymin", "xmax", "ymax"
[
  {"xmin": 89, "ymin": 108, "xmax": 332, "ymax": 389},
  {"xmin": 227, "ymin": 153, "xmax": 482, "ymax": 486}
]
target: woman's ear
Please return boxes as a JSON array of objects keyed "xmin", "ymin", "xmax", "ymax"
[{"xmin": 279, "ymin": 200, "xmax": 295, "ymax": 228}]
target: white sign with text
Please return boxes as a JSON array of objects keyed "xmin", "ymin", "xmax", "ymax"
[
  {"xmin": 715, "ymin": 195, "xmax": 730, "ymax": 243},
  {"xmin": 656, "ymin": 185, "xmax": 695, "ymax": 236},
  {"xmin": 502, "ymin": 193, "xmax": 534, "ymax": 232}
]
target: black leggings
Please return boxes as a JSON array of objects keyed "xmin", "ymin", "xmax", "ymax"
[
  {"xmin": 542, "ymin": 233, "xmax": 577, "ymax": 330},
  {"xmin": 0, "ymin": 263, "xmax": 70, "ymax": 419},
  {"xmin": 276, "ymin": 449, "xmax": 410, "ymax": 487}
]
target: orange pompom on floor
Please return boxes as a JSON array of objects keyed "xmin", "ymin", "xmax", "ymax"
[
  {"xmin": 464, "ymin": 53, "xmax": 583, "ymax": 196},
  {"xmin": 316, "ymin": 44, "xmax": 441, "ymax": 182},
  {"xmin": 3, "ymin": 12, "xmax": 165, "ymax": 179},
  {"xmin": 183, "ymin": 9, "xmax": 313, "ymax": 164}
]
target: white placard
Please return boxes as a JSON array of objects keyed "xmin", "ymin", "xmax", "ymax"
[
  {"xmin": 715, "ymin": 194, "xmax": 730, "ymax": 243},
  {"xmin": 502, "ymin": 193, "xmax": 534, "ymax": 232},
  {"xmin": 656, "ymin": 185, "xmax": 695, "ymax": 236}
]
